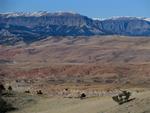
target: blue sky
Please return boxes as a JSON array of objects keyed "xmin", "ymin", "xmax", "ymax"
[{"xmin": 0, "ymin": 0, "xmax": 149, "ymax": 18}]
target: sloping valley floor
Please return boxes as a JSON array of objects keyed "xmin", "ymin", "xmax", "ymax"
[{"xmin": 6, "ymin": 88, "xmax": 150, "ymax": 113}]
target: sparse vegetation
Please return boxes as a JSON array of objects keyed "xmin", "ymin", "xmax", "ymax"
[
  {"xmin": 80, "ymin": 93, "xmax": 86, "ymax": 99},
  {"xmin": 0, "ymin": 83, "xmax": 5, "ymax": 94},
  {"xmin": 36, "ymin": 90, "xmax": 43, "ymax": 95},
  {"xmin": 24, "ymin": 90, "xmax": 30, "ymax": 93},
  {"xmin": 0, "ymin": 97, "xmax": 15, "ymax": 113},
  {"xmin": 0, "ymin": 36, "xmax": 150, "ymax": 113},
  {"xmin": 112, "ymin": 91, "xmax": 132, "ymax": 105},
  {"xmin": 8, "ymin": 85, "xmax": 12, "ymax": 91},
  {"xmin": 65, "ymin": 88, "xmax": 68, "ymax": 91},
  {"xmin": 0, "ymin": 87, "xmax": 16, "ymax": 113}
]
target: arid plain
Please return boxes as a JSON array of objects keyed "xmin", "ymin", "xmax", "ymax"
[{"xmin": 0, "ymin": 36, "xmax": 150, "ymax": 113}]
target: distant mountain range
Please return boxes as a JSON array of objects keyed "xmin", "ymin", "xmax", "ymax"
[{"xmin": 0, "ymin": 12, "xmax": 150, "ymax": 45}]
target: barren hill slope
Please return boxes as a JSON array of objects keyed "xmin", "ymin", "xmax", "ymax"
[{"xmin": 0, "ymin": 36, "xmax": 150, "ymax": 88}]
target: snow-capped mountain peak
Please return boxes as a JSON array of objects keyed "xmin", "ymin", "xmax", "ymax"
[
  {"xmin": 0, "ymin": 11, "xmax": 49, "ymax": 17},
  {"xmin": 0, "ymin": 11, "xmax": 80, "ymax": 18},
  {"xmin": 1, "ymin": 12, "xmax": 150, "ymax": 22},
  {"xmin": 0, "ymin": 12, "xmax": 150, "ymax": 45}
]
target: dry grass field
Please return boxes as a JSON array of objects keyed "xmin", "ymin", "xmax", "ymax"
[{"xmin": 7, "ymin": 88, "xmax": 150, "ymax": 113}]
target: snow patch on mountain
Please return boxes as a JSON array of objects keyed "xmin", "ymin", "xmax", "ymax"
[
  {"xmin": 0, "ymin": 11, "xmax": 79, "ymax": 18},
  {"xmin": 92, "ymin": 17, "xmax": 106, "ymax": 21},
  {"xmin": 96, "ymin": 16, "xmax": 150, "ymax": 22},
  {"xmin": 144, "ymin": 18, "xmax": 150, "ymax": 22},
  {"xmin": 0, "ymin": 11, "xmax": 49, "ymax": 17},
  {"xmin": 1, "ymin": 12, "xmax": 150, "ymax": 22}
]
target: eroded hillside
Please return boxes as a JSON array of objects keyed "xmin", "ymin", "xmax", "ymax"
[{"xmin": 0, "ymin": 36, "xmax": 150, "ymax": 90}]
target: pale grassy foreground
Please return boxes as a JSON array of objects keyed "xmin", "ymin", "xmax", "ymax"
[{"xmin": 10, "ymin": 89, "xmax": 150, "ymax": 113}]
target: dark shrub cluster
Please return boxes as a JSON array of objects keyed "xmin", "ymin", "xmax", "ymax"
[
  {"xmin": 112, "ymin": 91, "xmax": 131, "ymax": 105},
  {"xmin": 36, "ymin": 90, "xmax": 43, "ymax": 95},
  {"xmin": 0, "ymin": 84, "xmax": 5, "ymax": 94},
  {"xmin": 24, "ymin": 90, "xmax": 30, "ymax": 93},
  {"xmin": 0, "ymin": 96, "xmax": 15, "ymax": 113},
  {"xmin": 80, "ymin": 93, "xmax": 86, "ymax": 99},
  {"xmin": 0, "ymin": 83, "xmax": 15, "ymax": 113}
]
